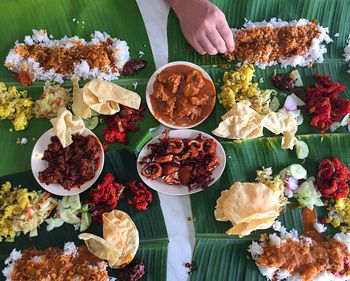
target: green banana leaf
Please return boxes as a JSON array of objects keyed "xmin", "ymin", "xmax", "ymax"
[
  {"xmin": 189, "ymin": 133, "xmax": 348, "ymax": 280},
  {"xmin": 0, "ymin": 0, "xmax": 160, "ymax": 176},
  {"xmin": 0, "ymin": 149, "xmax": 168, "ymax": 281},
  {"xmin": 0, "ymin": 83, "xmax": 159, "ymax": 177},
  {"xmin": 167, "ymin": 0, "xmax": 350, "ymax": 136}
]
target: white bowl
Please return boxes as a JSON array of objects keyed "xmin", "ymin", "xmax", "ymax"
[
  {"xmin": 146, "ymin": 61, "xmax": 215, "ymax": 129},
  {"xmin": 137, "ymin": 129, "xmax": 226, "ymax": 196},
  {"xmin": 31, "ymin": 128, "xmax": 104, "ymax": 196}
]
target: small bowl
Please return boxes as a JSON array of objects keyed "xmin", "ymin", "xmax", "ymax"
[
  {"xmin": 31, "ymin": 128, "xmax": 104, "ymax": 196},
  {"xmin": 146, "ymin": 61, "xmax": 216, "ymax": 129},
  {"xmin": 137, "ymin": 129, "xmax": 226, "ymax": 196}
]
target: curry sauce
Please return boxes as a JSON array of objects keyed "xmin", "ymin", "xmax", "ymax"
[
  {"xmin": 257, "ymin": 209, "xmax": 350, "ymax": 281},
  {"xmin": 150, "ymin": 65, "xmax": 216, "ymax": 127},
  {"xmin": 10, "ymin": 245, "xmax": 109, "ymax": 281}
]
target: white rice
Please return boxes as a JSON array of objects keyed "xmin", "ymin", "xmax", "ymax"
[
  {"xmin": 334, "ymin": 232, "xmax": 350, "ymax": 253},
  {"xmin": 2, "ymin": 249, "xmax": 22, "ymax": 281},
  {"xmin": 5, "ymin": 29, "xmax": 130, "ymax": 83},
  {"xmin": 232, "ymin": 18, "xmax": 332, "ymax": 69},
  {"xmin": 257, "ymin": 265, "xmax": 278, "ymax": 280},
  {"xmin": 269, "ymin": 233, "xmax": 283, "ymax": 246},
  {"xmin": 248, "ymin": 241, "xmax": 264, "ymax": 260},
  {"xmin": 344, "ymin": 35, "xmax": 350, "ymax": 73},
  {"xmin": 32, "ymin": 255, "xmax": 41, "ymax": 262},
  {"xmin": 314, "ymin": 223, "xmax": 327, "ymax": 233},
  {"xmin": 63, "ymin": 241, "xmax": 77, "ymax": 256},
  {"xmin": 334, "ymin": 33, "xmax": 340, "ymax": 37}
]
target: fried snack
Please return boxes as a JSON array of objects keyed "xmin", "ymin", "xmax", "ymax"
[
  {"xmin": 72, "ymin": 78, "xmax": 141, "ymax": 118},
  {"xmin": 79, "ymin": 210, "xmax": 139, "ymax": 269},
  {"xmin": 212, "ymin": 101, "xmax": 263, "ymax": 139},
  {"xmin": 261, "ymin": 111, "xmax": 298, "ymax": 149},
  {"xmin": 50, "ymin": 107, "xmax": 85, "ymax": 147},
  {"xmin": 214, "ymin": 182, "xmax": 280, "ymax": 237}
]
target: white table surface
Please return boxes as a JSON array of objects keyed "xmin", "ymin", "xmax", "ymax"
[{"xmin": 136, "ymin": 1, "xmax": 196, "ymax": 280}]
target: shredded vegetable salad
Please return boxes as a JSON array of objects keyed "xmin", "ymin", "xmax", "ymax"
[{"xmin": 0, "ymin": 181, "xmax": 57, "ymax": 241}]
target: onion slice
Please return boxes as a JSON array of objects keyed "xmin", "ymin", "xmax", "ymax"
[{"xmin": 284, "ymin": 95, "xmax": 298, "ymax": 111}]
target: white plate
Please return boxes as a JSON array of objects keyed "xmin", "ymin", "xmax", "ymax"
[
  {"xmin": 31, "ymin": 128, "xmax": 104, "ymax": 196},
  {"xmin": 146, "ymin": 61, "xmax": 215, "ymax": 129},
  {"xmin": 137, "ymin": 129, "xmax": 226, "ymax": 196}
]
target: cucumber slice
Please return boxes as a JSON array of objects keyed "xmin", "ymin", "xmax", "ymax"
[
  {"xmin": 83, "ymin": 116, "xmax": 99, "ymax": 130},
  {"xmin": 290, "ymin": 164, "xmax": 307, "ymax": 180},
  {"xmin": 61, "ymin": 196, "xmax": 70, "ymax": 209},
  {"xmin": 269, "ymin": 96, "xmax": 280, "ymax": 112},
  {"xmin": 59, "ymin": 209, "xmax": 81, "ymax": 224},
  {"xmin": 68, "ymin": 195, "xmax": 81, "ymax": 212},
  {"xmin": 80, "ymin": 212, "xmax": 92, "ymax": 232},
  {"xmin": 295, "ymin": 141, "xmax": 309, "ymax": 160}
]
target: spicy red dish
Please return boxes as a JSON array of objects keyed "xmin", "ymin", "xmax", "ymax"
[
  {"xmin": 140, "ymin": 131, "xmax": 220, "ymax": 190},
  {"xmin": 38, "ymin": 134, "xmax": 102, "ymax": 190},
  {"xmin": 304, "ymin": 73, "xmax": 350, "ymax": 133}
]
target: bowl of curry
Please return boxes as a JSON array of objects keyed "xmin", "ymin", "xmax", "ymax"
[{"xmin": 146, "ymin": 61, "xmax": 216, "ymax": 129}]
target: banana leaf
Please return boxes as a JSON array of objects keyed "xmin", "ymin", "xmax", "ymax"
[
  {"xmin": 0, "ymin": 0, "xmax": 160, "ymax": 176},
  {"xmin": 167, "ymin": 0, "xmax": 350, "ymax": 136},
  {"xmin": 0, "ymin": 149, "xmax": 168, "ymax": 281},
  {"xmin": 0, "ymin": 83, "xmax": 159, "ymax": 177},
  {"xmin": 189, "ymin": 133, "xmax": 349, "ymax": 280}
]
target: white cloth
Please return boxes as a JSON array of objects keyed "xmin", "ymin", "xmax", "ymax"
[{"xmin": 136, "ymin": 1, "xmax": 196, "ymax": 280}]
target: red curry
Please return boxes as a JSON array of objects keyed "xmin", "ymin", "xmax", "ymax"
[
  {"xmin": 257, "ymin": 209, "xmax": 350, "ymax": 281},
  {"xmin": 150, "ymin": 65, "xmax": 216, "ymax": 127}
]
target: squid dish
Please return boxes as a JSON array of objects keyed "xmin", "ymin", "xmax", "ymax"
[{"xmin": 140, "ymin": 131, "xmax": 219, "ymax": 190}]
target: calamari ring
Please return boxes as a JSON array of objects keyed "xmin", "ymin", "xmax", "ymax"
[
  {"xmin": 154, "ymin": 154, "xmax": 174, "ymax": 163},
  {"xmin": 207, "ymin": 155, "xmax": 220, "ymax": 171},
  {"xmin": 175, "ymin": 151, "xmax": 191, "ymax": 161},
  {"xmin": 166, "ymin": 138, "xmax": 184, "ymax": 154},
  {"xmin": 164, "ymin": 174, "xmax": 180, "ymax": 185},
  {"xmin": 203, "ymin": 138, "xmax": 217, "ymax": 155},
  {"xmin": 188, "ymin": 140, "xmax": 203, "ymax": 151},
  {"xmin": 141, "ymin": 162, "xmax": 162, "ymax": 180},
  {"xmin": 162, "ymin": 164, "xmax": 180, "ymax": 176}
]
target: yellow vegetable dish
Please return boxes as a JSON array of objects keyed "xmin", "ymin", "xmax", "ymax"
[
  {"xmin": 218, "ymin": 64, "xmax": 276, "ymax": 115},
  {"xmin": 0, "ymin": 82, "xmax": 33, "ymax": 131},
  {"xmin": 0, "ymin": 181, "xmax": 57, "ymax": 242}
]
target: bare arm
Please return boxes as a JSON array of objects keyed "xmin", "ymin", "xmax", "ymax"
[{"xmin": 167, "ymin": 0, "xmax": 234, "ymax": 55}]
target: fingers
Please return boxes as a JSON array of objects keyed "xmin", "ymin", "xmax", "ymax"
[
  {"xmin": 192, "ymin": 40, "xmax": 206, "ymax": 55},
  {"xmin": 206, "ymin": 29, "xmax": 227, "ymax": 54},
  {"xmin": 217, "ymin": 21, "xmax": 235, "ymax": 53},
  {"xmin": 198, "ymin": 35, "xmax": 218, "ymax": 55}
]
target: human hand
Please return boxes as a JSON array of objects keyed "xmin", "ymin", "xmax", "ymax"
[{"xmin": 168, "ymin": 0, "xmax": 234, "ymax": 55}]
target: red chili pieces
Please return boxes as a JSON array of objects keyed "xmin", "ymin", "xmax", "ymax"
[
  {"xmin": 89, "ymin": 173, "xmax": 153, "ymax": 222},
  {"xmin": 102, "ymin": 104, "xmax": 146, "ymax": 150},
  {"xmin": 316, "ymin": 158, "xmax": 350, "ymax": 199},
  {"xmin": 89, "ymin": 173, "xmax": 124, "ymax": 223},
  {"xmin": 124, "ymin": 180, "xmax": 153, "ymax": 211},
  {"xmin": 304, "ymin": 73, "xmax": 350, "ymax": 133}
]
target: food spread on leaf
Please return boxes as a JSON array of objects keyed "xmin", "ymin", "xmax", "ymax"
[
  {"xmin": 225, "ymin": 18, "xmax": 332, "ymax": 68},
  {"xmin": 150, "ymin": 64, "xmax": 216, "ymax": 127},
  {"xmin": 5, "ymin": 30, "xmax": 147, "ymax": 84}
]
